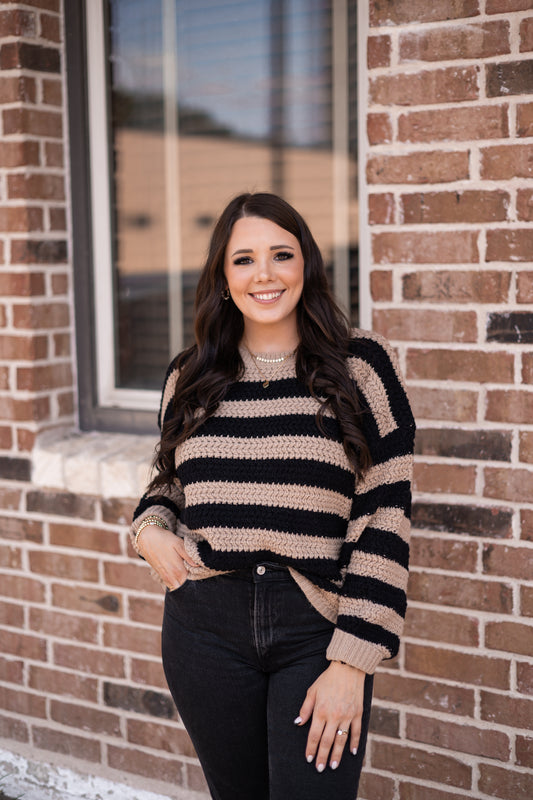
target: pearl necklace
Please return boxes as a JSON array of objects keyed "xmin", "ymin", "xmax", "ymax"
[{"xmin": 245, "ymin": 346, "xmax": 296, "ymax": 388}]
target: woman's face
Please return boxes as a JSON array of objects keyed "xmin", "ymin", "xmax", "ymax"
[{"xmin": 223, "ymin": 216, "xmax": 304, "ymax": 338}]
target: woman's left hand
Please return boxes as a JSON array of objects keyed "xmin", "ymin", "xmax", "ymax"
[{"xmin": 295, "ymin": 661, "xmax": 366, "ymax": 772}]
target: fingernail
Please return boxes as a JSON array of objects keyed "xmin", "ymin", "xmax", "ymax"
[
  {"xmin": 306, "ymin": 755, "xmax": 313, "ymax": 763},
  {"xmin": 351, "ymin": 747, "xmax": 358, "ymax": 756},
  {"xmin": 331, "ymin": 761, "xmax": 338, "ymax": 770},
  {"xmin": 317, "ymin": 763, "xmax": 325, "ymax": 773},
  {"xmin": 293, "ymin": 716, "xmax": 302, "ymax": 725}
]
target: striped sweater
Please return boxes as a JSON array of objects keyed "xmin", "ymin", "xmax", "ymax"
[{"xmin": 132, "ymin": 330, "xmax": 416, "ymax": 674}]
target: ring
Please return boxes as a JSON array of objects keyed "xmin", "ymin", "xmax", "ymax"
[{"xmin": 336, "ymin": 729, "xmax": 349, "ymax": 736}]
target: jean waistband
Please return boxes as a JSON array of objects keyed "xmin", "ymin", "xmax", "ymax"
[{"xmin": 226, "ymin": 562, "xmax": 291, "ymax": 583}]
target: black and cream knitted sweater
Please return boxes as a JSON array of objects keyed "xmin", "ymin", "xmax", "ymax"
[{"xmin": 132, "ymin": 330, "xmax": 416, "ymax": 674}]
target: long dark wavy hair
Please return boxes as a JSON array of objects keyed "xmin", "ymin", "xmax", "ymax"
[{"xmin": 150, "ymin": 192, "xmax": 371, "ymax": 490}]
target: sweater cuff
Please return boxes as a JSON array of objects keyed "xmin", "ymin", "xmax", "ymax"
[
  {"xmin": 130, "ymin": 505, "xmax": 179, "ymax": 558},
  {"xmin": 326, "ymin": 628, "xmax": 386, "ymax": 674}
]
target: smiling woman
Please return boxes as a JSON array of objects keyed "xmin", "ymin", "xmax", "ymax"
[{"xmin": 130, "ymin": 192, "xmax": 416, "ymax": 800}]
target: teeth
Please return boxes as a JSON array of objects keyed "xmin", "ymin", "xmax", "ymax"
[{"xmin": 252, "ymin": 291, "xmax": 283, "ymax": 300}]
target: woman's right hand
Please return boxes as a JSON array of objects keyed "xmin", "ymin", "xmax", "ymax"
[{"xmin": 136, "ymin": 526, "xmax": 199, "ymax": 590}]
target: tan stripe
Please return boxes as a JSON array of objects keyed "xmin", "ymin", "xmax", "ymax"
[
  {"xmin": 217, "ymin": 395, "xmax": 333, "ymax": 419},
  {"xmin": 176, "ymin": 434, "xmax": 351, "ymax": 470},
  {"xmin": 161, "ymin": 367, "xmax": 179, "ymax": 423},
  {"xmin": 365, "ymin": 507, "xmax": 411, "ymax": 543},
  {"xmin": 184, "ymin": 481, "xmax": 351, "ymax": 517},
  {"xmin": 348, "ymin": 356, "xmax": 397, "ymax": 437},
  {"xmin": 348, "ymin": 551, "xmax": 408, "ymax": 591},
  {"xmin": 357, "ymin": 454, "xmax": 413, "ymax": 494},
  {"xmin": 338, "ymin": 597, "xmax": 404, "ymax": 636},
  {"xmin": 198, "ymin": 527, "xmax": 344, "ymax": 559}
]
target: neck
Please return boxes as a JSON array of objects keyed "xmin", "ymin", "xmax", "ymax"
[{"xmin": 242, "ymin": 319, "xmax": 300, "ymax": 354}]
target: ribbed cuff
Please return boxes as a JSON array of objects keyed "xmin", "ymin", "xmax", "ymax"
[
  {"xmin": 326, "ymin": 628, "xmax": 386, "ymax": 674},
  {"xmin": 130, "ymin": 505, "xmax": 179, "ymax": 558}
]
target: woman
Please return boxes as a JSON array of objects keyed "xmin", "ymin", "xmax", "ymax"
[{"xmin": 132, "ymin": 192, "xmax": 415, "ymax": 800}]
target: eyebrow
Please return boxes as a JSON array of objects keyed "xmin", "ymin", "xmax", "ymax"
[{"xmin": 231, "ymin": 245, "xmax": 295, "ymax": 257}]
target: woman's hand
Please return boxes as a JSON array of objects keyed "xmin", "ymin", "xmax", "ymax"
[
  {"xmin": 136, "ymin": 526, "xmax": 199, "ymax": 590},
  {"xmin": 295, "ymin": 661, "xmax": 366, "ymax": 772}
]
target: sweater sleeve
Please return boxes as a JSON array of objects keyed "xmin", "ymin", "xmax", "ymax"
[
  {"xmin": 326, "ymin": 333, "xmax": 416, "ymax": 674},
  {"xmin": 131, "ymin": 357, "xmax": 184, "ymax": 542}
]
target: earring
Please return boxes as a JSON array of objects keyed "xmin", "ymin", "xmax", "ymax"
[{"xmin": 221, "ymin": 288, "xmax": 230, "ymax": 301}]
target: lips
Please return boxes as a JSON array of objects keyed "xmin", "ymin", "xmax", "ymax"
[{"xmin": 250, "ymin": 290, "xmax": 285, "ymax": 302}]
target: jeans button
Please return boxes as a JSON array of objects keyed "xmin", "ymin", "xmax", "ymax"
[{"xmin": 256, "ymin": 565, "xmax": 266, "ymax": 576}]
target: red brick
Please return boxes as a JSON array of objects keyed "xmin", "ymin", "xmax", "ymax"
[
  {"xmin": 481, "ymin": 690, "xmax": 533, "ymax": 730},
  {"xmin": 49, "ymin": 522, "xmax": 121, "ymax": 555},
  {"xmin": 484, "ymin": 467, "xmax": 533, "ymax": 504},
  {"xmin": 0, "ymin": 427, "xmax": 13, "ymax": 449},
  {"xmin": 0, "ymin": 74, "xmax": 37, "ymax": 104},
  {"xmin": 32, "ymin": 726, "xmax": 100, "ymax": 762},
  {"xmin": 51, "ymin": 273, "xmax": 69, "ymax": 295},
  {"xmin": 406, "ymin": 714, "xmax": 509, "ymax": 759},
  {"xmin": 29, "ymin": 607, "xmax": 98, "ymax": 644},
  {"xmin": 26, "ymin": 489, "xmax": 95, "ymax": 520},
  {"xmin": 51, "ymin": 700, "xmax": 121, "ymax": 736},
  {"xmin": 57, "ymin": 390, "xmax": 75, "ymax": 417},
  {"xmin": 358, "ymin": 771, "xmax": 395, "ymax": 800},
  {"xmin": 17, "ymin": 362, "xmax": 72, "ymax": 391},
  {"xmin": 0, "ymin": 8, "xmax": 37, "ymax": 36},
  {"xmin": 29, "ymin": 551, "xmax": 99, "ymax": 582},
  {"xmin": 481, "ymin": 144, "xmax": 533, "ymax": 179},
  {"xmin": 0, "ymin": 599, "xmax": 24, "ymax": 627},
  {"xmin": 11, "ymin": 238, "xmax": 66, "ymax": 264},
  {"xmin": 373, "ymin": 231, "xmax": 478, "ymax": 265},
  {"xmin": 1, "ymin": 628, "xmax": 46, "ymax": 661},
  {"xmin": 16, "ymin": 428, "xmax": 36, "ymax": 451},
  {"xmin": 8, "ymin": 173, "xmax": 65, "ymax": 201},
  {"xmin": 0, "ymin": 573, "xmax": 45, "ymax": 603},
  {"xmin": 0, "ymin": 140, "xmax": 39, "ymax": 167},
  {"xmin": 30, "ymin": 665, "xmax": 97, "ymax": 702},
  {"xmin": 370, "ymin": 270, "xmax": 392, "ymax": 302},
  {"xmin": 408, "ymin": 386, "xmax": 478, "ymax": 422},
  {"xmin": 407, "ymin": 348, "xmax": 513, "ymax": 383},
  {"xmin": 517, "ymin": 102, "xmax": 533, "ymax": 137},
  {"xmin": 400, "ymin": 20, "xmax": 509, "ymax": 62},
  {"xmin": 45, "ymin": 141, "xmax": 63, "ymax": 167},
  {"xmin": 517, "ymin": 191, "xmax": 533, "ymax": 224},
  {"xmin": 486, "ymin": 229, "xmax": 533, "ymax": 262},
  {"xmin": 0, "ymin": 41, "xmax": 60, "ymax": 72},
  {"xmin": 127, "ymin": 719, "xmax": 196, "ymax": 757},
  {"xmin": 188, "ymin": 764, "xmax": 209, "ymax": 794},
  {"xmin": 487, "ymin": 390, "xmax": 533, "ymax": 423},
  {"xmin": 0, "ymin": 713, "xmax": 28, "ymax": 743},
  {"xmin": 0, "ymin": 543, "xmax": 22, "ymax": 569},
  {"xmin": 370, "ymin": 0, "xmax": 480, "ymax": 26},
  {"xmin": 49, "ymin": 206, "xmax": 66, "ymax": 230},
  {"xmin": 516, "ymin": 736, "xmax": 533, "ymax": 768},
  {"xmin": 3, "ymin": 108, "xmax": 62, "ymax": 139},
  {"xmin": 0, "ymin": 365, "xmax": 10, "ymax": 388},
  {"xmin": 524, "ymin": 355, "xmax": 533, "ymax": 384},
  {"xmin": 367, "ymin": 112, "xmax": 392, "ymax": 145},
  {"xmin": 367, "ymin": 150, "xmax": 469, "ymax": 184},
  {"xmin": 483, "ymin": 543, "xmax": 533, "ymax": 581},
  {"xmin": 40, "ymin": 11, "xmax": 61, "ymax": 43},
  {"xmin": 520, "ymin": 17, "xmax": 533, "ymax": 52},
  {"xmin": 372, "ymin": 740, "xmax": 472, "ymax": 788},
  {"xmin": 374, "ymin": 309, "xmax": 477, "ymax": 343},
  {"xmin": 403, "ymin": 269, "xmax": 510, "ymax": 305},
  {"xmin": 13, "ymin": 301, "xmax": 69, "ymax": 329},
  {"xmin": 399, "ymin": 786, "xmax": 474, "ymax": 800},
  {"xmin": 370, "ymin": 66, "xmax": 479, "ymax": 106},
  {"xmin": 0, "ymin": 655, "xmax": 23, "ymax": 684},
  {"xmin": 104, "ymin": 561, "xmax": 164, "ymax": 594},
  {"xmin": 42, "ymin": 77, "xmax": 62, "ymax": 106},
  {"xmin": 406, "ymin": 643, "xmax": 510, "ymax": 689},
  {"xmin": 0, "ymin": 274, "xmax": 46, "ymax": 300},
  {"xmin": 517, "ymin": 661, "xmax": 533, "ymax": 694},
  {"xmin": 408, "ymin": 572, "xmax": 512, "ymax": 614},
  {"xmin": 374, "ymin": 671, "xmax": 475, "ymax": 716},
  {"xmin": 368, "ymin": 193, "xmax": 394, "ymax": 225},
  {"xmin": 485, "ymin": 620, "xmax": 533, "ymax": 657},
  {"xmin": 9, "ymin": 0, "xmax": 60, "ymax": 11},
  {"xmin": 52, "ymin": 584, "xmax": 122, "ymax": 616},
  {"xmin": 487, "ymin": 60, "xmax": 533, "ymax": 98},
  {"xmin": 368, "ymin": 35, "xmax": 390, "ymax": 69},
  {"xmin": 53, "ymin": 642, "xmax": 125, "ymax": 678},
  {"xmin": 399, "ymin": 104, "xmax": 508, "ymax": 143},
  {"xmin": 401, "ymin": 190, "xmax": 509, "ymax": 224},
  {"xmin": 0, "ymin": 515, "xmax": 42, "ymax": 542},
  {"xmin": 0, "ymin": 206, "xmax": 43, "ymax": 233},
  {"xmin": 131, "ymin": 658, "xmax": 168, "ymax": 689},
  {"xmin": 0, "ymin": 686, "xmax": 46, "ymax": 718},
  {"xmin": 523, "ymin": 511, "xmax": 533, "ymax": 543},
  {"xmin": 107, "ymin": 746, "xmax": 184, "ymax": 784},
  {"xmin": 101, "ymin": 497, "xmax": 137, "ymax": 525},
  {"xmin": 128, "ymin": 596, "xmax": 164, "ymax": 626},
  {"xmin": 103, "ymin": 622, "xmax": 161, "ymax": 656},
  {"xmin": 404, "ymin": 606, "xmax": 478, "ymax": 646},
  {"xmin": 487, "ymin": 0, "xmax": 533, "ymax": 10},
  {"xmin": 414, "ymin": 463, "xmax": 477, "ymax": 495}
]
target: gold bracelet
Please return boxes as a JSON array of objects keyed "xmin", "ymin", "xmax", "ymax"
[{"xmin": 134, "ymin": 515, "xmax": 169, "ymax": 551}]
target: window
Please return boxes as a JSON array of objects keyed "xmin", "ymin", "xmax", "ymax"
[{"xmin": 67, "ymin": 0, "xmax": 358, "ymax": 430}]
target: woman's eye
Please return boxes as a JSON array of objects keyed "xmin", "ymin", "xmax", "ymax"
[
  {"xmin": 233, "ymin": 256, "xmax": 253, "ymax": 266},
  {"xmin": 274, "ymin": 251, "xmax": 293, "ymax": 261}
]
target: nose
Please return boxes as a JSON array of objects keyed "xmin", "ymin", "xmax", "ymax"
[{"xmin": 254, "ymin": 254, "xmax": 275, "ymax": 282}]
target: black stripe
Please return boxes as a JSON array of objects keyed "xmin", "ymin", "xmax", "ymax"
[
  {"xmin": 177, "ymin": 458, "xmax": 355, "ymax": 496},
  {"xmin": 336, "ymin": 614, "xmax": 399, "ymax": 658},
  {"xmin": 225, "ymin": 377, "xmax": 309, "ymax": 401},
  {"xmin": 352, "ymin": 481, "xmax": 412, "ymax": 519},
  {"xmin": 343, "ymin": 529, "xmax": 410, "ymax": 569},
  {"xmin": 133, "ymin": 494, "xmax": 181, "ymax": 521},
  {"xmin": 181, "ymin": 503, "xmax": 348, "ymax": 538},
  {"xmin": 343, "ymin": 574, "xmax": 407, "ymax": 615},
  {"xmin": 197, "ymin": 413, "xmax": 342, "ymax": 440}
]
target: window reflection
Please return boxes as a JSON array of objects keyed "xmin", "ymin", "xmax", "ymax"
[{"xmin": 106, "ymin": 0, "xmax": 357, "ymax": 390}]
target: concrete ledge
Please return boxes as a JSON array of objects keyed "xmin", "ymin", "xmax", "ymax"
[{"xmin": 32, "ymin": 429, "xmax": 157, "ymax": 500}]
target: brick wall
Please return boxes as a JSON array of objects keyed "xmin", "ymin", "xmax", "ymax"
[
  {"xmin": 0, "ymin": 1, "xmax": 532, "ymax": 799},
  {"xmin": 363, "ymin": 1, "xmax": 533, "ymax": 799}
]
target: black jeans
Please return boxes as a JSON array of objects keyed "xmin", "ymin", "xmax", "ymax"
[{"xmin": 162, "ymin": 563, "xmax": 373, "ymax": 800}]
